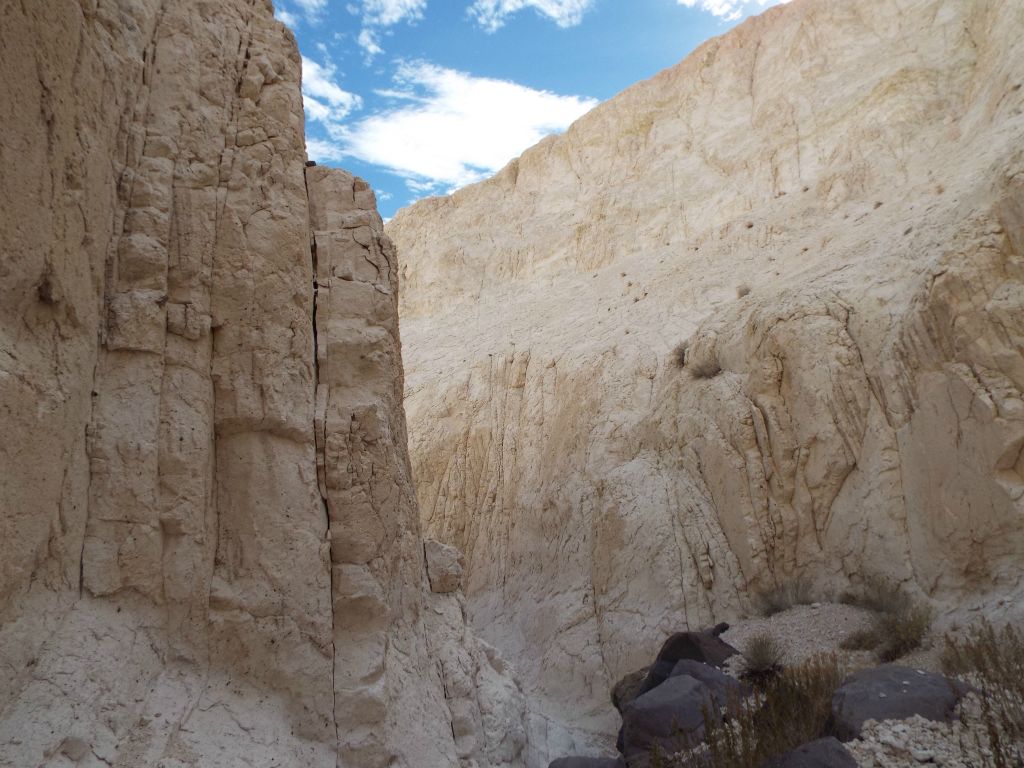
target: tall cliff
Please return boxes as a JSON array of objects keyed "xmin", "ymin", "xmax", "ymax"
[
  {"xmin": 0, "ymin": 1, "xmax": 524, "ymax": 766},
  {"xmin": 389, "ymin": 0, "xmax": 1024, "ymax": 762}
]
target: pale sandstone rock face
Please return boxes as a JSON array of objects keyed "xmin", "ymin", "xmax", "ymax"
[
  {"xmin": 0, "ymin": 1, "xmax": 521, "ymax": 766},
  {"xmin": 425, "ymin": 572, "xmax": 529, "ymax": 767},
  {"xmin": 426, "ymin": 538, "xmax": 467, "ymax": 593},
  {"xmin": 389, "ymin": 0, "xmax": 1024, "ymax": 762}
]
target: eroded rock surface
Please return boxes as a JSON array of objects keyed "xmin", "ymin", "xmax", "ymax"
[
  {"xmin": 0, "ymin": 2, "xmax": 519, "ymax": 766},
  {"xmin": 389, "ymin": 0, "xmax": 1024, "ymax": 762}
]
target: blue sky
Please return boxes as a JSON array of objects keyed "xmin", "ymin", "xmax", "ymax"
[{"xmin": 276, "ymin": 0, "xmax": 789, "ymax": 218}]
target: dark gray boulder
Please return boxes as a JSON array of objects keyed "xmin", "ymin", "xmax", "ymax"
[
  {"xmin": 668, "ymin": 659, "xmax": 747, "ymax": 707},
  {"xmin": 615, "ymin": 660, "xmax": 747, "ymax": 755},
  {"xmin": 760, "ymin": 737, "xmax": 858, "ymax": 768},
  {"xmin": 828, "ymin": 665, "xmax": 969, "ymax": 741},
  {"xmin": 634, "ymin": 625, "xmax": 739, "ymax": 702},
  {"xmin": 548, "ymin": 758, "xmax": 625, "ymax": 768},
  {"xmin": 620, "ymin": 674, "xmax": 717, "ymax": 759}
]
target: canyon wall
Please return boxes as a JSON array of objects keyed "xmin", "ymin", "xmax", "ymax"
[
  {"xmin": 0, "ymin": 1, "xmax": 523, "ymax": 766},
  {"xmin": 389, "ymin": 0, "xmax": 1024, "ymax": 762}
]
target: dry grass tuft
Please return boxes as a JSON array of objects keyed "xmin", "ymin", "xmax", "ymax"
[
  {"xmin": 840, "ymin": 576, "xmax": 932, "ymax": 661},
  {"xmin": 755, "ymin": 577, "xmax": 815, "ymax": 617},
  {"xmin": 742, "ymin": 632, "xmax": 783, "ymax": 684},
  {"xmin": 839, "ymin": 628, "xmax": 880, "ymax": 652},
  {"xmin": 942, "ymin": 621, "xmax": 1024, "ymax": 768},
  {"xmin": 842, "ymin": 575, "xmax": 906, "ymax": 614},
  {"xmin": 875, "ymin": 603, "xmax": 933, "ymax": 662}
]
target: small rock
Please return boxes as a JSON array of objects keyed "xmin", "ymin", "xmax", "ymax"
[{"xmin": 424, "ymin": 539, "xmax": 464, "ymax": 593}]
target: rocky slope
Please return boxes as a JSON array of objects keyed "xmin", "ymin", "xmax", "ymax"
[
  {"xmin": 0, "ymin": 1, "xmax": 523, "ymax": 766},
  {"xmin": 389, "ymin": 0, "xmax": 1024, "ymax": 762}
]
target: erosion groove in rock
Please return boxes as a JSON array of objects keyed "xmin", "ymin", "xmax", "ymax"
[
  {"xmin": 388, "ymin": 0, "xmax": 1024, "ymax": 762},
  {"xmin": 0, "ymin": 1, "xmax": 522, "ymax": 766}
]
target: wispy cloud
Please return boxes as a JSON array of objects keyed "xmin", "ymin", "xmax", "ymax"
[
  {"xmin": 362, "ymin": 0, "xmax": 428, "ymax": 25},
  {"xmin": 294, "ymin": 0, "xmax": 329, "ymax": 21},
  {"xmin": 301, "ymin": 56, "xmax": 362, "ymax": 126},
  {"xmin": 677, "ymin": 0, "xmax": 791, "ymax": 22},
  {"xmin": 357, "ymin": 28, "xmax": 385, "ymax": 60},
  {"xmin": 274, "ymin": 7, "xmax": 300, "ymax": 27},
  {"xmin": 346, "ymin": 0, "xmax": 428, "ymax": 61},
  {"xmin": 308, "ymin": 61, "xmax": 596, "ymax": 194},
  {"xmin": 469, "ymin": 0, "xmax": 595, "ymax": 32},
  {"xmin": 306, "ymin": 138, "xmax": 346, "ymax": 163}
]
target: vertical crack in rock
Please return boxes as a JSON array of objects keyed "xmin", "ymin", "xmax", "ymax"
[{"xmin": 305, "ymin": 164, "xmax": 339, "ymax": 764}]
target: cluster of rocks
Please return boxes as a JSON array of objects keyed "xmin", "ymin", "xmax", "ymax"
[
  {"xmin": 547, "ymin": 626, "xmax": 976, "ymax": 768},
  {"xmin": 848, "ymin": 696, "xmax": 1021, "ymax": 768}
]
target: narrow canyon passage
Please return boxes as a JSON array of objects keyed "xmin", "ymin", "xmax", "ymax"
[{"xmin": 1, "ymin": 0, "xmax": 1023, "ymax": 766}]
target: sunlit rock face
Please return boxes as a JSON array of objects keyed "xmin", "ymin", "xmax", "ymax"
[
  {"xmin": 0, "ymin": 2, "xmax": 524, "ymax": 766},
  {"xmin": 389, "ymin": 0, "xmax": 1024, "ymax": 762}
]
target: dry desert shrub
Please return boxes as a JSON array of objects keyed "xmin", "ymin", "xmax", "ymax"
[
  {"xmin": 741, "ymin": 632, "xmax": 784, "ymax": 685},
  {"xmin": 754, "ymin": 577, "xmax": 815, "ymax": 616},
  {"xmin": 942, "ymin": 621, "xmax": 1024, "ymax": 768},
  {"xmin": 840, "ymin": 575, "xmax": 932, "ymax": 661},
  {"xmin": 874, "ymin": 602, "xmax": 933, "ymax": 662},
  {"xmin": 668, "ymin": 654, "xmax": 844, "ymax": 768},
  {"xmin": 839, "ymin": 627, "xmax": 880, "ymax": 652},
  {"xmin": 843, "ymin": 574, "xmax": 907, "ymax": 614}
]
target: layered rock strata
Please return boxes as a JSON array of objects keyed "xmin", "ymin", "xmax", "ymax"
[
  {"xmin": 0, "ymin": 1, "xmax": 522, "ymax": 766},
  {"xmin": 389, "ymin": 0, "xmax": 1024, "ymax": 762}
]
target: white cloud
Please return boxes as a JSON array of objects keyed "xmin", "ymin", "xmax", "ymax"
[
  {"xmin": 306, "ymin": 138, "xmax": 346, "ymax": 163},
  {"xmin": 351, "ymin": 0, "xmax": 428, "ymax": 61},
  {"xmin": 677, "ymin": 0, "xmax": 790, "ymax": 22},
  {"xmin": 469, "ymin": 0, "xmax": 595, "ymax": 31},
  {"xmin": 275, "ymin": 7, "xmax": 300, "ymax": 27},
  {"xmin": 362, "ymin": 0, "xmax": 428, "ymax": 25},
  {"xmin": 301, "ymin": 56, "xmax": 362, "ymax": 126},
  {"xmin": 294, "ymin": 0, "xmax": 328, "ymax": 20},
  {"xmin": 358, "ymin": 28, "xmax": 384, "ymax": 60},
  {"xmin": 322, "ymin": 61, "xmax": 597, "ymax": 194}
]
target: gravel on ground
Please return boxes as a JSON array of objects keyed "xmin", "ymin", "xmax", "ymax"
[{"xmin": 721, "ymin": 602, "xmax": 878, "ymax": 667}]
